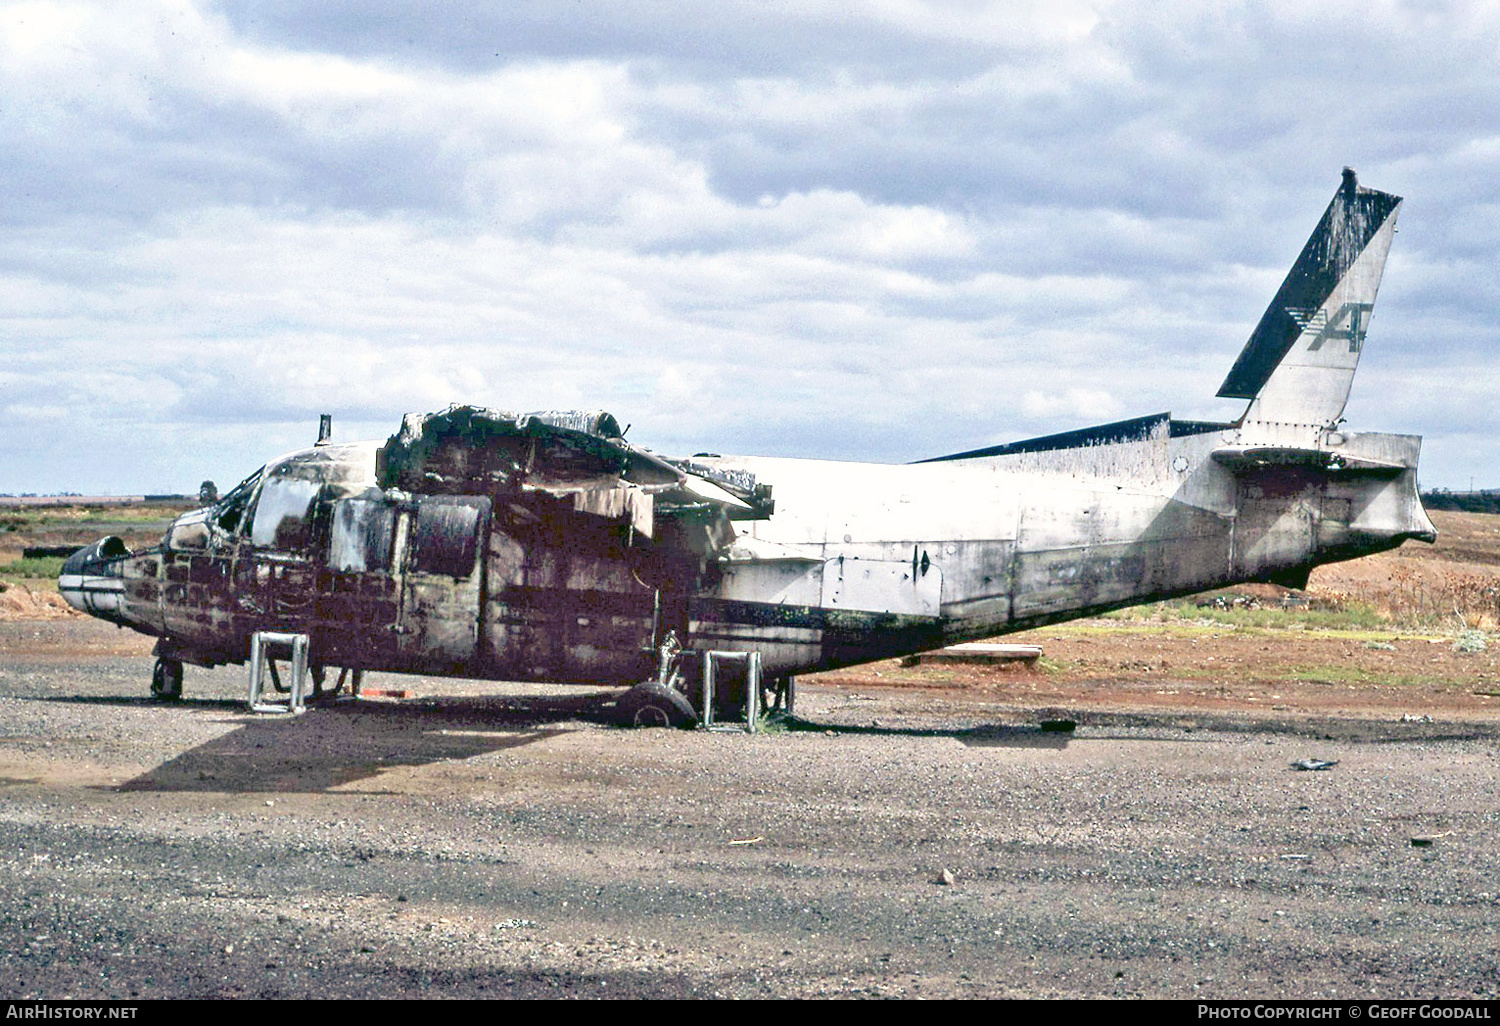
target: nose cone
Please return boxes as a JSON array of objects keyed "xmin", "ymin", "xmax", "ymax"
[{"xmin": 58, "ymin": 536, "xmax": 130, "ymax": 619}]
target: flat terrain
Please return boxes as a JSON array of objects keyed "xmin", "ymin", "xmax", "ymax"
[
  {"xmin": 0, "ymin": 510, "xmax": 1498, "ymax": 999},
  {"xmin": 1, "ymin": 619, "xmax": 1498, "ymax": 1000}
]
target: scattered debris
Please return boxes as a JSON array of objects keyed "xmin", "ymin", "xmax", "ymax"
[
  {"xmin": 358, "ymin": 688, "xmax": 416, "ymax": 699},
  {"xmin": 1290, "ymin": 758, "xmax": 1338, "ymax": 771},
  {"xmin": 1364, "ymin": 641, "xmax": 1397, "ymax": 651},
  {"xmin": 1279, "ymin": 853, "xmax": 1312, "ymax": 861},
  {"xmin": 1400, "ymin": 714, "xmax": 1434, "ymax": 724},
  {"xmin": 1198, "ymin": 593, "xmax": 1262, "ymax": 611},
  {"xmin": 900, "ymin": 644, "xmax": 1042, "ymax": 668},
  {"xmin": 493, "ymin": 918, "xmax": 537, "ymax": 930},
  {"xmin": 1410, "ymin": 831, "xmax": 1453, "ymax": 848}
]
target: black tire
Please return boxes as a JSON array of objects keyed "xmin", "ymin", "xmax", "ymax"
[
  {"xmin": 616, "ymin": 683, "xmax": 697, "ymax": 729},
  {"xmin": 150, "ymin": 658, "xmax": 184, "ymax": 702}
]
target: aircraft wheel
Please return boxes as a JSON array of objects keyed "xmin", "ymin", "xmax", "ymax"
[
  {"xmin": 617, "ymin": 683, "xmax": 697, "ymax": 729},
  {"xmin": 150, "ymin": 658, "xmax": 184, "ymax": 702}
]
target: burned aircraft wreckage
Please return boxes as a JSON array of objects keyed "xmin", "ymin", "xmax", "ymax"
[{"xmin": 61, "ymin": 170, "xmax": 1436, "ymax": 724}]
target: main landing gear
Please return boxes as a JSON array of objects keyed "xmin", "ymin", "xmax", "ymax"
[
  {"xmin": 616, "ymin": 629, "xmax": 698, "ymax": 728},
  {"xmin": 617, "ymin": 682, "xmax": 698, "ymax": 728}
]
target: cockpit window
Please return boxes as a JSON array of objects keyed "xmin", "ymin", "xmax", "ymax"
[
  {"xmin": 251, "ymin": 477, "xmax": 322, "ymax": 549},
  {"xmin": 212, "ymin": 467, "xmax": 263, "ymax": 534},
  {"xmin": 211, "ymin": 443, "xmax": 378, "ymax": 552}
]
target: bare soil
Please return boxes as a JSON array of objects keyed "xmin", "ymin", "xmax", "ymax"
[{"xmin": 818, "ymin": 622, "xmax": 1500, "ymax": 725}]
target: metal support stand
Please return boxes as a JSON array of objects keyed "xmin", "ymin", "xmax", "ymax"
[
  {"xmin": 247, "ymin": 632, "xmax": 310, "ymax": 714},
  {"xmin": 701, "ymin": 650, "xmax": 762, "ymax": 733}
]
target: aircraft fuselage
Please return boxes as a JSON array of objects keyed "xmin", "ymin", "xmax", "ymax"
[
  {"xmin": 61, "ymin": 414, "xmax": 1433, "ymax": 688},
  {"xmin": 58, "ymin": 171, "xmax": 1435, "ymax": 705}
]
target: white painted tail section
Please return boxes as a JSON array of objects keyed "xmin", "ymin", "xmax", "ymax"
[{"xmin": 1219, "ymin": 169, "xmax": 1402, "ymax": 435}]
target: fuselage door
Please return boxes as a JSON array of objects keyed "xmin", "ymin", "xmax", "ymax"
[
  {"xmin": 397, "ymin": 495, "xmax": 492, "ymax": 671},
  {"xmin": 319, "ymin": 496, "xmax": 404, "ymax": 667}
]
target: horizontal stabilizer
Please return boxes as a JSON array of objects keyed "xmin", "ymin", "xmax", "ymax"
[{"xmin": 1210, "ymin": 445, "xmax": 1405, "ymax": 476}]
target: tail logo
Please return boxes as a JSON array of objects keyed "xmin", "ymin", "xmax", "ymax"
[{"xmin": 1286, "ymin": 302, "xmax": 1374, "ymax": 354}]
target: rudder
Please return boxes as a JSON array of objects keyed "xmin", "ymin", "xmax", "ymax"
[{"xmin": 1219, "ymin": 168, "xmax": 1402, "ymax": 430}]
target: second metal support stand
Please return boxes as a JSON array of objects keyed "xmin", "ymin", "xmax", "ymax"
[{"xmin": 701, "ymin": 650, "xmax": 762, "ymax": 733}]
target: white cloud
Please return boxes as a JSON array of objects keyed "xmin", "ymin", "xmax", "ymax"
[
  {"xmin": 1021, "ymin": 388, "xmax": 1126, "ymax": 424},
  {"xmin": 0, "ymin": 1, "xmax": 1498, "ymax": 491}
]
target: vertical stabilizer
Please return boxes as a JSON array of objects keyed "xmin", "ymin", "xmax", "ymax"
[{"xmin": 1219, "ymin": 169, "xmax": 1401, "ymax": 432}]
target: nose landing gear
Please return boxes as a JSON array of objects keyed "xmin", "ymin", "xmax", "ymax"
[{"xmin": 150, "ymin": 658, "xmax": 184, "ymax": 701}]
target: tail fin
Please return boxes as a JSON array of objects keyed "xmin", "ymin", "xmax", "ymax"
[{"xmin": 1218, "ymin": 168, "xmax": 1402, "ymax": 430}]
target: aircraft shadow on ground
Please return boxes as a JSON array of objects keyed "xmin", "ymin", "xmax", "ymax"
[
  {"xmin": 106, "ymin": 693, "xmax": 621, "ymax": 795},
  {"xmin": 781, "ymin": 718, "xmax": 1074, "ymax": 750}
]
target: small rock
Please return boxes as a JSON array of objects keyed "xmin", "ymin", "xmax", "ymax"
[{"xmin": 935, "ymin": 868, "xmax": 956, "ymax": 886}]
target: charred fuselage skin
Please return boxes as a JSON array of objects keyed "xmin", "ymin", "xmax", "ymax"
[{"xmin": 60, "ymin": 417, "xmax": 1433, "ymax": 685}]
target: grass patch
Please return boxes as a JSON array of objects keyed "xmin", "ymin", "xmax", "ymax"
[
  {"xmin": 0, "ymin": 503, "xmax": 189, "ymax": 528},
  {"xmin": 0, "ymin": 555, "xmax": 66, "ymax": 593},
  {"xmin": 0, "ymin": 502, "xmax": 188, "ymax": 546},
  {"xmin": 0, "ymin": 556, "xmax": 66, "ymax": 579},
  {"xmin": 1105, "ymin": 598, "xmax": 1387, "ymax": 632},
  {"xmin": 1012, "ymin": 618, "xmax": 1440, "ymax": 647},
  {"xmin": 1276, "ymin": 663, "xmax": 1453, "ymax": 687}
]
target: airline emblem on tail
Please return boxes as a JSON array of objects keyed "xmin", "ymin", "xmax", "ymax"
[{"xmin": 1289, "ymin": 302, "xmax": 1374, "ymax": 353}]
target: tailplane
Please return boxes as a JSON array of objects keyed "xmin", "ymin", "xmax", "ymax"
[{"xmin": 1219, "ymin": 168, "xmax": 1402, "ymax": 433}]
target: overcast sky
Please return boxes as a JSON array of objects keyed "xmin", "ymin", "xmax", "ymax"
[{"xmin": 2, "ymin": 0, "xmax": 1496, "ymax": 494}]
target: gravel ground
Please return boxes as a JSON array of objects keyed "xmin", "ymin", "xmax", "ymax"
[{"xmin": 1, "ymin": 620, "xmax": 1498, "ymax": 999}]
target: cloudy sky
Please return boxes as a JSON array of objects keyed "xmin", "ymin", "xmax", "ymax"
[{"xmin": 2, "ymin": 0, "xmax": 1496, "ymax": 494}]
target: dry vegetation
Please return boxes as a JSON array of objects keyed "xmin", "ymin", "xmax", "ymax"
[
  {"xmin": 0, "ymin": 500, "xmax": 190, "ymax": 615},
  {"xmin": 1309, "ymin": 511, "xmax": 1500, "ymax": 629}
]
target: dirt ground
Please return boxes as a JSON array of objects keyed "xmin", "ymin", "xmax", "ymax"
[
  {"xmin": 3, "ymin": 511, "xmax": 1500, "ymax": 999},
  {"xmin": 809, "ymin": 510, "xmax": 1500, "ymax": 726},
  {"xmin": 1, "ymin": 618, "xmax": 1499, "ymax": 1000},
  {"xmin": 817, "ymin": 623, "xmax": 1500, "ymax": 726}
]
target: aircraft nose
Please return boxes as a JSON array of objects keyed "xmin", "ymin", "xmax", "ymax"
[{"xmin": 58, "ymin": 536, "xmax": 130, "ymax": 618}]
